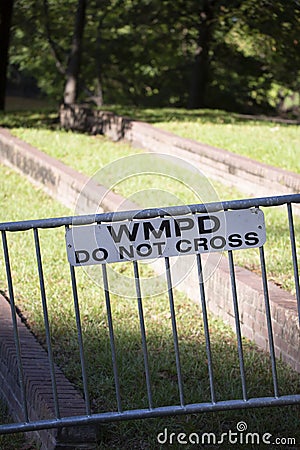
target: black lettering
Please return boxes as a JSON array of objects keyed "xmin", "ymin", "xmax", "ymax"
[
  {"xmin": 75, "ymin": 250, "xmax": 89, "ymax": 263},
  {"xmin": 137, "ymin": 243, "xmax": 152, "ymax": 257},
  {"xmin": 152, "ymin": 241, "xmax": 165, "ymax": 255},
  {"xmin": 92, "ymin": 248, "xmax": 108, "ymax": 261},
  {"xmin": 245, "ymin": 232, "xmax": 259, "ymax": 246},
  {"xmin": 210, "ymin": 235, "xmax": 226, "ymax": 249},
  {"xmin": 176, "ymin": 239, "xmax": 192, "ymax": 253},
  {"xmin": 194, "ymin": 237, "xmax": 208, "ymax": 251},
  {"xmin": 143, "ymin": 220, "xmax": 171, "ymax": 239},
  {"xmin": 228, "ymin": 233, "xmax": 243, "ymax": 248},
  {"xmin": 107, "ymin": 222, "xmax": 139, "ymax": 243},
  {"xmin": 119, "ymin": 245, "xmax": 134, "ymax": 259},
  {"xmin": 174, "ymin": 218, "xmax": 194, "ymax": 237},
  {"xmin": 198, "ymin": 215, "xmax": 220, "ymax": 234}
]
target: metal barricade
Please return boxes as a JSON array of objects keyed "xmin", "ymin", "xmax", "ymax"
[{"xmin": 0, "ymin": 193, "xmax": 299, "ymax": 436}]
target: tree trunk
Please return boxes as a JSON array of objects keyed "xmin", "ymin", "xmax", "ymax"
[
  {"xmin": 0, "ymin": 0, "xmax": 14, "ymax": 111},
  {"xmin": 93, "ymin": 20, "xmax": 104, "ymax": 106},
  {"xmin": 188, "ymin": 1, "xmax": 214, "ymax": 109},
  {"xmin": 63, "ymin": 0, "xmax": 87, "ymax": 105}
]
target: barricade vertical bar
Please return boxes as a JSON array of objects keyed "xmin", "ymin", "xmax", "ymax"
[
  {"xmin": 1, "ymin": 230, "xmax": 29, "ymax": 422},
  {"xmin": 164, "ymin": 256, "xmax": 185, "ymax": 407},
  {"xmin": 133, "ymin": 261, "xmax": 153, "ymax": 409},
  {"xmin": 33, "ymin": 228, "xmax": 60, "ymax": 419},
  {"xmin": 66, "ymin": 226, "xmax": 91, "ymax": 415},
  {"xmin": 196, "ymin": 254, "xmax": 216, "ymax": 404},
  {"xmin": 69, "ymin": 262, "xmax": 91, "ymax": 415},
  {"xmin": 101, "ymin": 264, "xmax": 122, "ymax": 413},
  {"xmin": 228, "ymin": 250, "xmax": 248, "ymax": 401},
  {"xmin": 259, "ymin": 246, "xmax": 279, "ymax": 398},
  {"xmin": 287, "ymin": 203, "xmax": 300, "ymax": 325}
]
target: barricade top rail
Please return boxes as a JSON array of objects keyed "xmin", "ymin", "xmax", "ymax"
[{"xmin": 1, "ymin": 193, "xmax": 300, "ymax": 232}]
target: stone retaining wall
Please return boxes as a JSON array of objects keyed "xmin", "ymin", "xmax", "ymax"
[{"xmin": 60, "ymin": 104, "xmax": 300, "ymax": 201}]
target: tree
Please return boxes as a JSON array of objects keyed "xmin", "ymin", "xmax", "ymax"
[
  {"xmin": 0, "ymin": 0, "xmax": 14, "ymax": 111},
  {"xmin": 188, "ymin": 0, "xmax": 215, "ymax": 108},
  {"xmin": 43, "ymin": 0, "xmax": 87, "ymax": 104},
  {"xmin": 63, "ymin": 0, "xmax": 87, "ymax": 104},
  {"xmin": 7, "ymin": 0, "xmax": 300, "ymax": 113}
]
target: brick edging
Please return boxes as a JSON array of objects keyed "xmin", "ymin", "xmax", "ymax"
[{"xmin": 0, "ymin": 293, "xmax": 98, "ymax": 449}]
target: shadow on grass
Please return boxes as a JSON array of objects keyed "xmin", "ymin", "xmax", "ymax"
[
  {"xmin": 45, "ymin": 276, "xmax": 300, "ymax": 450},
  {"xmin": 0, "ymin": 109, "xmax": 60, "ymax": 130},
  {"xmin": 1, "ymin": 290, "xmax": 299, "ymax": 450},
  {"xmin": 1, "ymin": 105, "xmax": 298, "ymax": 132},
  {"xmin": 105, "ymin": 105, "xmax": 300, "ymax": 127},
  {"xmin": 1, "ymin": 225, "xmax": 299, "ymax": 449},
  {"xmin": 0, "ymin": 404, "xmax": 30, "ymax": 450}
]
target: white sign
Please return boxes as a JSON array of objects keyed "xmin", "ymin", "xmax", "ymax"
[{"xmin": 66, "ymin": 209, "xmax": 266, "ymax": 266}]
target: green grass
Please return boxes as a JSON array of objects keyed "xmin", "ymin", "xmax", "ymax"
[
  {"xmin": 155, "ymin": 119, "xmax": 300, "ymax": 174},
  {"xmin": 105, "ymin": 106, "xmax": 300, "ymax": 174},
  {"xmin": 2, "ymin": 106, "xmax": 300, "ymax": 175},
  {"xmin": 1, "ymin": 110, "xmax": 299, "ymax": 295},
  {"xmin": 0, "ymin": 166, "xmax": 69, "ymax": 449},
  {"xmin": 0, "ymin": 165, "xmax": 299, "ymax": 449},
  {"xmin": 0, "ymin": 402, "xmax": 31, "ymax": 450},
  {"xmin": 15, "ymin": 129, "xmax": 143, "ymax": 181}
]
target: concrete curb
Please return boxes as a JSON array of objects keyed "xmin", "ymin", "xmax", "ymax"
[
  {"xmin": 60, "ymin": 105, "xmax": 300, "ymax": 201},
  {"xmin": 0, "ymin": 127, "xmax": 137, "ymax": 214}
]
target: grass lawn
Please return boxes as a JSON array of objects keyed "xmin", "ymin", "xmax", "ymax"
[
  {"xmin": 0, "ymin": 109, "xmax": 299, "ymax": 295},
  {"xmin": 0, "ymin": 163, "xmax": 299, "ymax": 448},
  {"xmin": 0, "ymin": 403, "xmax": 29, "ymax": 450},
  {"xmin": 2, "ymin": 106, "xmax": 300, "ymax": 175},
  {"xmin": 106, "ymin": 106, "xmax": 300, "ymax": 175},
  {"xmin": 0, "ymin": 165, "xmax": 69, "ymax": 449}
]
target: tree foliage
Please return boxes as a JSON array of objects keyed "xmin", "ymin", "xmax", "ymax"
[{"xmin": 7, "ymin": 0, "xmax": 300, "ymax": 113}]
